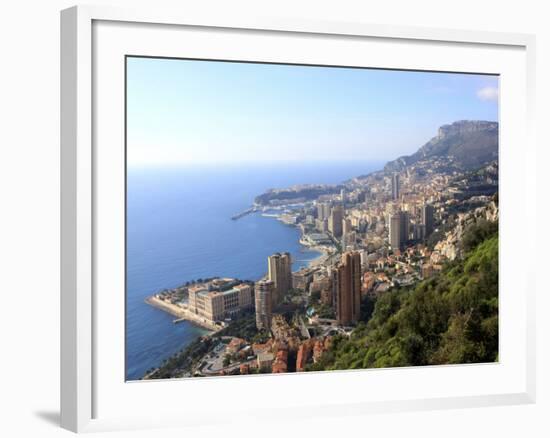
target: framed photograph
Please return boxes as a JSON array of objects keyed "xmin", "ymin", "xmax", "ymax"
[{"xmin": 61, "ymin": 5, "xmax": 536, "ymax": 433}]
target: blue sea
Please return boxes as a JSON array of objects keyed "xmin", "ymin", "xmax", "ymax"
[{"xmin": 126, "ymin": 161, "xmax": 383, "ymax": 380}]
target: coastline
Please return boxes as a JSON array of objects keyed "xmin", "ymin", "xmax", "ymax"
[
  {"xmin": 259, "ymin": 208, "xmax": 330, "ymax": 269},
  {"xmin": 307, "ymin": 248, "xmax": 330, "ymax": 268},
  {"xmin": 127, "ymin": 161, "xmax": 383, "ymax": 379},
  {"xmin": 277, "ymin": 212, "xmax": 333, "ymax": 269},
  {"xmin": 145, "ymin": 296, "xmax": 220, "ymax": 332},
  {"xmin": 143, "ymin": 212, "xmax": 325, "ymax": 335},
  {"xmin": 299, "ymin": 239, "xmax": 331, "ymax": 268}
]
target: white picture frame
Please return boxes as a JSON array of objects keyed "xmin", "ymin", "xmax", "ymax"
[{"xmin": 60, "ymin": 4, "xmax": 536, "ymax": 433}]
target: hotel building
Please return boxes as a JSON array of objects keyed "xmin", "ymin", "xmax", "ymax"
[{"xmin": 188, "ymin": 283, "xmax": 254, "ymax": 323}]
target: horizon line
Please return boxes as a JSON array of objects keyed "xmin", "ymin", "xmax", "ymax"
[{"xmin": 126, "ymin": 159, "xmax": 388, "ymax": 169}]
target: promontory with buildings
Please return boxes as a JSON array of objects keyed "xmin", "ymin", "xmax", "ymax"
[{"xmin": 144, "ymin": 120, "xmax": 500, "ymax": 379}]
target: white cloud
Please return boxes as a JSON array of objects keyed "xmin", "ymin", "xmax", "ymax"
[{"xmin": 477, "ymin": 86, "xmax": 499, "ymax": 102}]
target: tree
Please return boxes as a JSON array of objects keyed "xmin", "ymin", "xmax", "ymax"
[
  {"xmin": 311, "ymin": 224, "xmax": 498, "ymax": 372},
  {"xmin": 359, "ymin": 294, "xmax": 376, "ymax": 323},
  {"xmin": 461, "ymin": 219, "xmax": 498, "ymax": 253},
  {"xmin": 222, "ymin": 354, "xmax": 231, "ymax": 367},
  {"xmin": 310, "ymin": 289, "xmax": 321, "ymax": 302}
]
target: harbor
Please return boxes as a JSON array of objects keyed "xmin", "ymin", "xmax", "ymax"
[{"xmin": 231, "ymin": 206, "xmax": 257, "ymax": 220}]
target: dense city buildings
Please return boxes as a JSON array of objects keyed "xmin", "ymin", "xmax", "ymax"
[
  {"xmin": 342, "ymin": 218, "xmax": 352, "ymax": 235},
  {"xmin": 255, "ymin": 279, "xmax": 274, "ymax": 330},
  {"xmin": 292, "ymin": 268, "xmax": 314, "ymax": 292},
  {"xmin": 268, "ymin": 252, "xmax": 292, "ymax": 305},
  {"xmin": 143, "ymin": 120, "xmax": 499, "ymax": 380},
  {"xmin": 257, "ymin": 351, "xmax": 274, "ymax": 371},
  {"xmin": 272, "ymin": 349, "xmax": 289, "ymax": 373}
]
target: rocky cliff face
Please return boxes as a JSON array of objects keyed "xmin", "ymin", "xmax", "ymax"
[
  {"xmin": 434, "ymin": 199, "xmax": 499, "ymax": 261},
  {"xmin": 436, "ymin": 120, "xmax": 497, "ymax": 140},
  {"xmin": 385, "ymin": 120, "xmax": 498, "ymax": 172}
]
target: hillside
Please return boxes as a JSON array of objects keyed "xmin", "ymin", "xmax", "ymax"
[
  {"xmin": 254, "ymin": 184, "xmax": 343, "ymax": 206},
  {"xmin": 385, "ymin": 120, "xmax": 498, "ymax": 172},
  {"xmin": 308, "ymin": 220, "xmax": 499, "ymax": 371}
]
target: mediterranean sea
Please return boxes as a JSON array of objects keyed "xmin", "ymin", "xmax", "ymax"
[{"xmin": 126, "ymin": 161, "xmax": 383, "ymax": 380}]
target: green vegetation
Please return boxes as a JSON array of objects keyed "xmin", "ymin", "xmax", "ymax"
[
  {"xmin": 308, "ymin": 222, "xmax": 498, "ymax": 371},
  {"xmin": 359, "ymin": 294, "xmax": 376, "ymax": 323},
  {"xmin": 223, "ymin": 354, "xmax": 232, "ymax": 367},
  {"xmin": 309, "ymin": 288, "xmax": 336, "ymax": 319},
  {"xmin": 426, "ymin": 217, "xmax": 456, "ymax": 250},
  {"xmin": 461, "ymin": 218, "xmax": 498, "ymax": 253},
  {"xmin": 150, "ymin": 337, "xmax": 213, "ymax": 379},
  {"xmin": 254, "ymin": 185, "xmax": 343, "ymax": 206},
  {"xmin": 214, "ymin": 313, "xmax": 270, "ymax": 343},
  {"xmin": 315, "ymin": 304, "xmax": 336, "ymax": 319}
]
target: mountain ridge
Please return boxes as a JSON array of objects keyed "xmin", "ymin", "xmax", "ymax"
[{"xmin": 384, "ymin": 120, "xmax": 498, "ymax": 173}]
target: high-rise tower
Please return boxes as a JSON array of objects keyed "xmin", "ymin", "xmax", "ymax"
[
  {"xmin": 268, "ymin": 252, "xmax": 292, "ymax": 305},
  {"xmin": 255, "ymin": 280, "xmax": 274, "ymax": 330},
  {"xmin": 399, "ymin": 211, "xmax": 410, "ymax": 245},
  {"xmin": 391, "ymin": 173, "xmax": 400, "ymax": 200},
  {"xmin": 388, "ymin": 211, "xmax": 409, "ymax": 250},
  {"xmin": 334, "ymin": 251, "xmax": 362, "ymax": 325},
  {"xmin": 421, "ymin": 204, "xmax": 435, "ymax": 237},
  {"xmin": 389, "ymin": 213, "xmax": 401, "ymax": 250},
  {"xmin": 329, "ymin": 205, "xmax": 343, "ymax": 238}
]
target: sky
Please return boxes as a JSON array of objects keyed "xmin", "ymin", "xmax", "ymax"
[{"xmin": 126, "ymin": 57, "xmax": 498, "ymax": 167}]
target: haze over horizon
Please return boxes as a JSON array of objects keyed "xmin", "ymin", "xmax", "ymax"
[{"xmin": 127, "ymin": 57, "xmax": 499, "ymax": 168}]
